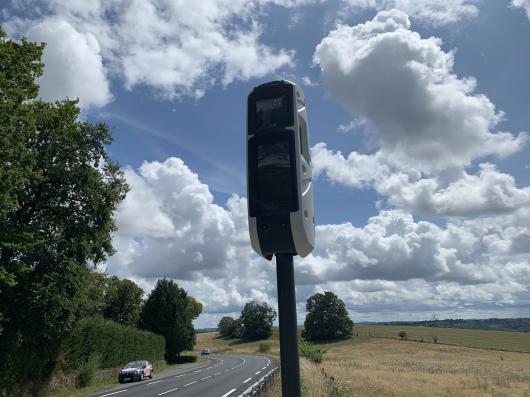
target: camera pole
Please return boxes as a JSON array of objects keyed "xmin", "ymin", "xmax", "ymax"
[{"xmin": 275, "ymin": 253, "xmax": 301, "ymax": 397}]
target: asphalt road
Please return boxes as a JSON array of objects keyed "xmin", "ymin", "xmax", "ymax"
[{"xmin": 90, "ymin": 354, "xmax": 276, "ymax": 397}]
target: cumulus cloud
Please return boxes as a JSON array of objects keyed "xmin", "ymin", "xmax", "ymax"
[
  {"xmin": 512, "ymin": 0, "xmax": 530, "ymax": 19},
  {"xmin": 342, "ymin": 0, "xmax": 479, "ymax": 25},
  {"xmin": 106, "ymin": 156, "xmax": 530, "ymax": 326},
  {"xmin": 5, "ymin": 0, "xmax": 306, "ymax": 102},
  {"xmin": 314, "ymin": 9, "xmax": 526, "ymax": 173},
  {"xmin": 26, "ymin": 19, "xmax": 112, "ymax": 109},
  {"xmin": 311, "ymin": 10, "xmax": 529, "ymax": 218}
]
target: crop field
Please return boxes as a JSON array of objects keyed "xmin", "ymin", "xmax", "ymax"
[
  {"xmin": 355, "ymin": 324, "xmax": 530, "ymax": 353},
  {"xmin": 196, "ymin": 326, "xmax": 530, "ymax": 397}
]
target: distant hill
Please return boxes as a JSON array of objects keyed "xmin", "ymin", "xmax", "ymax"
[
  {"xmin": 377, "ymin": 318, "xmax": 530, "ymax": 332},
  {"xmin": 196, "ymin": 327, "xmax": 217, "ymax": 334}
]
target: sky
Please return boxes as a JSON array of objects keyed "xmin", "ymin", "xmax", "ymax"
[{"xmin": 2, "ymin": 0, "xmax": 530, "ymax": 328}]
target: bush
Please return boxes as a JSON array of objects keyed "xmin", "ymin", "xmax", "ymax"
[
  {"xmin": 76, "ymin": 353, "xmax": 101, "ymax": 388},
  {"xmin": 64, "ymin": 317, "xmax": 165, "ymax": 370},
  {"xmin": 433, "ymin": 336, "xmax": 439, "ymax": 344},
  {"xmin": 299, "ymin": 340, "xmax": 326, "ymax": 363},
  {"xmin": 259, "ymin": 343, "xmax": 270, "ymax": 353},
  {"xmin": 398, "ymin": 331, "xmax": 407, "ymax": 340}
]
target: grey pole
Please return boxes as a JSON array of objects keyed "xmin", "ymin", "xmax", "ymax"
[{"xmin": 275, "ymin": 253, "xmax": 301, "ymax": 397}]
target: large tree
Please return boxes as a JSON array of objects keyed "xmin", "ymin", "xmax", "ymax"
[
  {"xmin": 0, "ymin": 28, "xmax": 128, "ymax": 395},
  {"xmin": 103, "ymin": 276, "xmax": 144, "ymax": 326},
  {"xmin": 139, "ymin": 279, "xmax": 202, "ymax": 363},
  {"xmin": 303, "ymin": 291, "xmax": 354, "ymax": 341},
  {"xmin": 240, "ymin": 301, "xmax": 276, "ymax": 341}
]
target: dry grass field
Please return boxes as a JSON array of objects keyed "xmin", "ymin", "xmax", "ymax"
[{"xmin": 196, "ymin": 326, "xmax": 530, "ymax": 397}]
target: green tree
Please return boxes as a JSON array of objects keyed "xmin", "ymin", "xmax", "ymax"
[
  {"xmin": 302, "ymin": 291, "xmax": 354, "ymax": 341},
  {"xmin": 218, "ymin": 316, "xmax": 236, "ymax": 338},
  {"xmin": 240, "ymin": 301, "xmax": 276, "ymax": 341},
  {"xmin": 0, "ymin": 28, "xmax": 128, "ymax": 395},
  {"xmin": 139, "ymin": 279, "xmax": 202, "ymax": 363},
  {"xmin": 103, "ymin": 276, "xmax": 144, "ymax": 326}
]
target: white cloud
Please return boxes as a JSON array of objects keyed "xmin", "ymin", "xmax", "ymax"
[
  {"xmin": 5, "ymin": 0, "xmax": 306, "ymax": 103},
  {"xmin": 26, "ymin": 19, "xmax": 112, "ymax": 109},
  {"xmin": 314, "ymin": 9, "xmax": 527, "ymax": 174},
  {"xmin": 342, "ymin": 0, "xmax": 479, "ymax": 25},
  {"xmin": 512, "ymin": 0, "xmax": 530, "ymax": 19}
]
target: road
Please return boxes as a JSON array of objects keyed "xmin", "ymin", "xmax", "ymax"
[{"xmin": 90, "ymin": 354, "xmax": 276, "ymax": 397}]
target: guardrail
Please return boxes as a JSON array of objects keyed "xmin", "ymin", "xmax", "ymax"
[{"xmin": 237, "ymin": 366, "xmax": 279, "ymax": 397}]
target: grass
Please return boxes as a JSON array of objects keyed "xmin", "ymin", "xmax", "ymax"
[
  {"xmin": 196, "ymin": 326, "xmax": 530, "ymax": 397},
  {"xmin": 355, "ymin": 324, "xmax": 530, "ymax": 353}
]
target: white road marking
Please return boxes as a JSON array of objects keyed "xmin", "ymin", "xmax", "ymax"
[
  {"xmin": 221, "ymin": 389, "xmax": 236, "ymax": 397},
  {"xmin": 184, "ymin": 381, "xmax": 197, "ymax": 387},
  {"xmin": 255, "ymin": 371, "xmax": 261, "ymax": 375},
  {"xmin": 147, "ymin": 380, "xmax": 163, "ymax": 385},
  {"xmin": 174, "ymin": 374, "xmax": 185, "ymax": 378},
  {"xmin": 157, "ymin": 387, "xmax": 179, "ymax": 396},
  {"xmin": 262, "ymin": 366, "xmax": 266, "ymax": 370},
  {"xmin": 214, "ymin": 372, "xmax": 222, "ymax": 376},
  {"xmin": 201, "ymin": 375, "xmax": 212, "ymax": 380},
  {"xmin": 194, "ymin": 370, "xmax": 202, "ymax": 373},
  {"xmin": 100, "ymin": 391, "xmax": 127, "ymax": 397},
  {"xmin": 243, "ymin": 377, "xmax": 252, "ymax": 383}
]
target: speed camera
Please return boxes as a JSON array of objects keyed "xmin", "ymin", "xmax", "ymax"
[{"xmin": 246, "ymin": 80, "xmax": 315, "ymax": 260}]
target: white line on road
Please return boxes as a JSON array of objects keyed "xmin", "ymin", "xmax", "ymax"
[
  {"xmin": 255, "ymin": 371, "xmax": 261, "ymax": 375},
  {"xmin": 262, "ymin": 366, "xmax": 266, "ymax": 370},
  {"xmin": 157, "ymin": 387, "xmax": 179, "ymax": 396},
  {"xmin": 201, "ymin": 375, "xmax": 212, "ymax": 380},
  {"xmin": 147, "ymin": 380, "xmax": 163, "ymax": 385},
  {"xmin": 243, "ymin": 377, "xmax": 252, "ymax": 383},
  {"xmin": 184, "ymin": 381, "xmax": 197, "ymax": 387},
  {"xmin": 174, "ymin": 374, "xmax": 186, "ymax": 378},
  {"xmin": 221, "ymin": 389, "xmax": 236, "ymax": 397},
  {"xmin": 214, "ymin": 372, "xmax": 222, "ymax": 376},
  {"xmin": 100, "ymin": 390, "xmax": 127, "ymax": 397}
]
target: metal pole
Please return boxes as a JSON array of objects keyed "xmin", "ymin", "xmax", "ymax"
[{"xmin": 275, "ymin": 253, "xmax": 301, "ymax": 397}]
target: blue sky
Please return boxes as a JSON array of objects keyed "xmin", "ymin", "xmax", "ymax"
[{"xmin": 3, "ymin": 0, "xmax": 530, "ymax": 327}]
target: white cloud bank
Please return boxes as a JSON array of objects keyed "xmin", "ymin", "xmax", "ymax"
[
  {"xmin": 312, "ymin": 9, "xmax": 529, "ymax": 218},
  {"xmin": 4, "ymin": 0, "xmax": 311, "ymax": 106},
  {"xmin": 512, "ymin": 0, "xmax": 530, "ymax": 19},
  {"xmin": 107, "ymin": 156, "xmax": 530, "ymax": 326}
]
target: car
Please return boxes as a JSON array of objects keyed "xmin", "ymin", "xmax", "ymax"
[
  {"xmin": 200, "ymin": 348, "xmax": 210, "ymax": 356},
  {"xmin": 118, "ymin": 360, "xmax": 153, "ymax": 383}
]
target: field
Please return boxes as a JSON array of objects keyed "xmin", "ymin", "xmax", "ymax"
[{"xmin": 196, "ymin": 325, "xmax": 530, "ymax": 397}]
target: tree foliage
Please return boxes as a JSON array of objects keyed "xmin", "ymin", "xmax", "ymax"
[
  {"xmin": 139, "ymin": 279, "xmax": 202, "ymax": 363},
  {"xmin": 218, "ymin": 316, "xmax": 236, "ymax": 338},
  {"xmin": 0, "ymin": 28, "xmax": 128, "ymax": 395},
  {"xmin": 103, "ymin": 276, "xmax": 144, "ymax": 326},
  {"xmin": 303, "ymin": 291, "xmax": 354, "ymax": 342},
  {"xmin": 240, "ymin": 301, "xmax": 276, "ymax": 341}
]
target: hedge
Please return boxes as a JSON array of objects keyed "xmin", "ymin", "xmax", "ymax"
[{"xmin": 63, "ymin": 317, "xmax": 165, "ymax": 369}]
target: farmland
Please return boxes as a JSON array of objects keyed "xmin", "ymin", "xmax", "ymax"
[{"xmin": 196, "ymin": 325, "xmax": 530, "ymax": 396}]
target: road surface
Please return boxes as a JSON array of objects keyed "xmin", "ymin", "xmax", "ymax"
[{"xmin": 90, "ymin": 354, "xmax": 275, "ymax": 397}]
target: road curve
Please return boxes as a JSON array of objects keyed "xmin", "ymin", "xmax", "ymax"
[{"xmin": 89, "ymin": 354, "xmax": 276, "ymax": 397}]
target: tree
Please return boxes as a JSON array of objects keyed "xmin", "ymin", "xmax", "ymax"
[
  {"xmin": 0, "ymin": 28, "xmax": 128, "ymax": 395},
  {"xmin": 218, "ymin": 316, "xmax": 236, "ymax": 338},
  {"xmin": 303, "ymin": 291, "xmax": 354, "ymax": 341},
  {"xmin": 139, "ymin": 279, "xmax": 202, "ymax": 363},
  {"xmin": 398, "ymin": 331, "xmax": 408, "ymax": 340},
  {"xmin": 103, "ymin": 276, "xmax": 144, "ymax": 326},
  {"xmin": 240, "ymin": 301, "xmax": 276, "ymax": 341}
]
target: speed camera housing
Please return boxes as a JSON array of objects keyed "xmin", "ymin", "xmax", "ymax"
[{"xmin": 246, "ymin": 80, "xmax": 315, "ymax": 260}]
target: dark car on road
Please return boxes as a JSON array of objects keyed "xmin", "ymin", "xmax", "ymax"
[
  {"xmin": 118, "ymin": 360, "xmax": 153, "ymax": 383},
  {"xmin": 201, "ymin": 348, "xmax": 210, "ymax": 356}
]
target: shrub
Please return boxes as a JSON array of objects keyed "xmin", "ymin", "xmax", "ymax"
[
  {"xmin": 76, "ymin": 353, "xmax": 101, "ymax": 388},
  {"xmin": 398, "ymin": 331, "xmax": 407, "ymax": 340},
  {"xmin": 299, "ymin": 340, "xmax": 326, "ymax": 363},
  {"xmin": 64, "ymin": 317, "xmax": 165, "ymax": 370},
  {"xmin": 433, "ymin": 336, "xmax": 439, "ymax": 344},
  {"xmin": 259, "ymin": 343, "xmax": 270, "ymax": 353}
]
